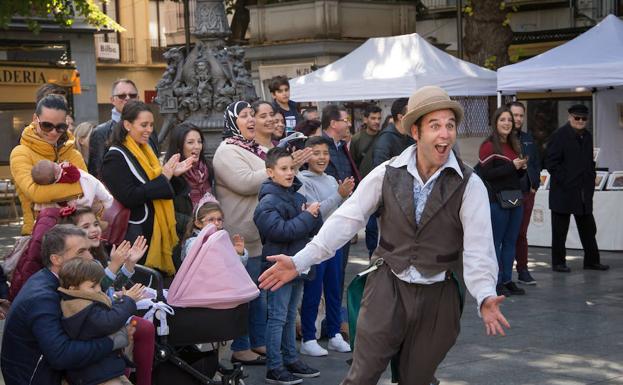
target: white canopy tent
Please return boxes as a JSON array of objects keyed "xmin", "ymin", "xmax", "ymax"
[
  {"xmin": 498, "ymin": 14, "xmax": 623, "ymax": 171},
  {"xmin": 498, "ymin": 14, "xmax": 623, "ymax": 93},
  {"xmin": 289, "ymin": 33, "xmax": 497, "ymax": 102}
]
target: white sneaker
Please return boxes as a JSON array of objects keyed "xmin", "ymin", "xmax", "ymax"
[
  {"xmin": 300, "ymin": 339, "xmax": 328, "ymax": 357},
  {"xmin": 328, "ymin": 333, "xmax": 351, "ymax": 353}
]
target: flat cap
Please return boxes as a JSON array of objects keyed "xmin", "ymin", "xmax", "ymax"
[{"xmin": 568, "ymin": 104, "xmax": 589, "ymax": 116}]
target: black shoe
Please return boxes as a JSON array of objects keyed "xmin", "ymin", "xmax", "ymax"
[
  {"xmin": 496, "ymin": 283, "xmax": 512, "ymax": 297},
  {"xmin": 584, "ymin": 263, "xmax": 610, "ymax": 271},
  {"xmin": 266, "ymin": 367, "xmax": 303, "ymax": 385},
  {"xmin": 504, "ymin": 281, "xmax": 526, "ymax": 295},
  {"xmin": 285, "ymin": 360, "xmax": 320, "ymax": 378},
  {"xmin": 517, "ymin": 270, "xmax": 537, "ymax": 285},
  {"xmin": 553, "ymin": 264, "xmax": 571, "ymax": 273}
]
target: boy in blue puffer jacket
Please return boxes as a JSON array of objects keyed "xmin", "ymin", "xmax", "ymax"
[{"xmin": 254, "ymin": 147, "xmax": 323, "ymax": 385}]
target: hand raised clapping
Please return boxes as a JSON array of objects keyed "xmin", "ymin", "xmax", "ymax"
[
  {"xmin": 303, "ymin": 202, "xmax": 321, "ymax": 217},
  {"xmin": 162, "ymin": 153, "xmax": 194, "ymax": 179},
  {"xmin": 338, "ymin": 177, "xmax": 355, "ymax": 198}
]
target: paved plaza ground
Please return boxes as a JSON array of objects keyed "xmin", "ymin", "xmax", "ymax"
[{"xmin": 1, "ymin": 222, "xmax": 622, "ymax": 385}]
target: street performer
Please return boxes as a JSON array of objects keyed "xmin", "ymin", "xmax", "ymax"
[{"xmin": 259, "ymin": 86, "xmax": 510, "ymax": 385}]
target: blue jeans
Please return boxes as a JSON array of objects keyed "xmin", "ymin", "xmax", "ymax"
[
  {"xmin": 365, "ymin": 214, "xmax": 379, "ymax": 257},
  {"xmin": 490, "ymin": 202, "xmax": 523, "ymax": 284},
  {"xmin": 266, "ymin": 279, "xmax": 303, "ymax": 370},
  {"xmin": 231, "ymin": 256, "xmax": 267, "ymax": 352},
  {"xmin": 300, "ymin": 250, "xmax": 342, "ymax": 342}
]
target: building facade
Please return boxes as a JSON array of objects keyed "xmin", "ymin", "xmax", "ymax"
[{"xmin": 0, "ymin": 18, "xmax": 99, "ymax": 164}]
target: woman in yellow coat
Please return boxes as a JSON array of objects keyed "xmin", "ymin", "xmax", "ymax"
[{"xmin": 10, "ymin": 95, "xmax": 86, "ymax": 235}]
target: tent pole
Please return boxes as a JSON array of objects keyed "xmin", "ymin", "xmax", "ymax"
[{"xmin": 497, "ymin": 91, "xmax": 502, "ymax": 107}]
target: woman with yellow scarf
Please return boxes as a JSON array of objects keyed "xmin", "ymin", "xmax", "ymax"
[{"xmin": 101, "ymin": 100, "xmax": 193, "ymax": 275}]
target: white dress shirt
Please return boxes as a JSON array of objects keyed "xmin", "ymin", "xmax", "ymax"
[{"xmin": 292, "ymin": 145, "xmax": 499, "ymax": 313}]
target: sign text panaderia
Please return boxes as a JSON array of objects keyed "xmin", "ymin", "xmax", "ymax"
[{"xmin": 0, "ymin": 66, "xmax": 74, "ymax": 86}]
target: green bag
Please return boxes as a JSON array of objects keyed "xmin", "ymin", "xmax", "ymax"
[{"xmin": 346, "ymin": 259, "xmax": 464, "ymax": 384}]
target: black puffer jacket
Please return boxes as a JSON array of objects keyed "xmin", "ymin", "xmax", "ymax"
[{"xmin": 371, "ymin": 123, "xmax": 415, "ymax": 169}]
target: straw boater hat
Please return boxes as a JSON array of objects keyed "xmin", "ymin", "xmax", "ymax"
[{"xmin": 400, "ymin": 86, "xmax": 464, "ymax": 135}]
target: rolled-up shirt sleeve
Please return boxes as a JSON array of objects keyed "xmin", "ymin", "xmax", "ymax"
[
  {"xmin": 460, "ymin": 174, "xmax": 499, "ymax": 315},
  {"xmin": 292, "ymin": 162, "xmax": 386, "ymax": 273}
]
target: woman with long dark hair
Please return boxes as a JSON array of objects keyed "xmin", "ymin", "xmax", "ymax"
[
  {"xmin": 478, "ymin": 106, "xmax": 528, "ymax": 297},
  {"xmin": 101, "ymin": 100, "xmax": 193, "ymax": 275},
  {"xmin": 165, "ymin": 122, "xmax": 214, "ymax": 248}
]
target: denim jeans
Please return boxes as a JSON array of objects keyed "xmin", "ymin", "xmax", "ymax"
[
  {"xmin": 266, "ymin": 279, "xmax": 303, "ymax": 370},
  {"xmin": 231, "ymin": 256, "xmax": 267, "ymax": 352},
  {"xmin": 301, "ymin": 250, "xmax": 342, "ymax": 342},
  {"xmin": 490, "ymin": 202, "xmax": 523, "ymax": 284}
]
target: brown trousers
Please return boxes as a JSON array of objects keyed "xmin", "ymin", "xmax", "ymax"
[{"xmin": 342, "ymin": 264, "xmax": 461, "ymax": 385}]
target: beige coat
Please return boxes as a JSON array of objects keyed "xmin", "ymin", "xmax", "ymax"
[{"xmin": 213, "ymin": 142, "xmax": 267, "ymax": 257}]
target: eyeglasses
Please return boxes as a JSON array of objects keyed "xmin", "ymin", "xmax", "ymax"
[
  {"xmin": 336, "ymin": 117, "xmax": 351, "ymax": 124},
  {"xmin": 36, "ymin": 116, "xmax": 68, "ymax": 133},
  {"xmin": 572, "ymin": 115, "xmax": 588, "ymax": 122},
  {"xmin": 113, "ymin": 93, "xmax": 138, "ymax": 100}
]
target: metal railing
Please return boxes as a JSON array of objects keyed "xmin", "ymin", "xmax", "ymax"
[
  {"xmin": 421, "ymin": 0, "xmax": 457, "ymax": 10},
  {"xmin": 120, "ymin": 37, "xmax": 136, "ymax": 64},
  {"xmin": 149, "ymin": 38, "xmax": 168, "ymax": 63}
]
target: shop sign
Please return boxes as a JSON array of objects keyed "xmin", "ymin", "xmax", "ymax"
[
  {"xmin": 0, "ymin": 66, "xmax": 74, "ymax": 87},
  {"xmin": 96, "ymin": 42, "xmax": 120, "ymax": 60}
]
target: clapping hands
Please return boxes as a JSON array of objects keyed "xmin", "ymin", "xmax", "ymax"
[
  {"xmin": 338, "ymin": 177, "xmax": 355, "ymax": 198},
  {"xmin": 303, "ymin": 202, "xmax": 321, "ymax": 217},
  {"xmin": 162, "ymin": 153, "xmax": 194, "ymax": 179},
  {"xmin": 232, "ymin": 234, "xmax": 245, "ymax": 256},
  {"xmin": 123, "ymin": 283, "xmax": 146, "ymax": 302},
  {"xmin": 108, "ymin": 236, "xmax": 149, "ymax": 274}
]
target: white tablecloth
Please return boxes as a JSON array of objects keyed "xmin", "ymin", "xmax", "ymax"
[{"xmin": 528, "ymin": 190, "xmax": 623, "ymax": 251}]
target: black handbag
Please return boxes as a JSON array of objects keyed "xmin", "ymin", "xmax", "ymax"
[{"xmin": 496, "ymin": 190, "xmax": 523, "ymax": 209}]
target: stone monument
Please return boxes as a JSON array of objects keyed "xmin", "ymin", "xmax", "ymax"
[{"xmin": 155, "ymin": 0, "xmax": 258, "ymax": 157}]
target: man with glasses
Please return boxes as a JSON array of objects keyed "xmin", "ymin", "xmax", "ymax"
[
  {"xmin": 320, "ymin": 105, "xmax": 360, "ymax": 327},
  {"xmin": 545, "ymin": 104, "xmax": 609, "ymax": 272},
  {"xmin": 9, "ymin": 94, "xmax": 86, "ymax": 235},
  {"xmin": 2, "ymin": 225, "xmax": 128, "ymax": 385},
  {"xmin": 89, "ymin": 78, "xmax": 158, "ymax": 178}
]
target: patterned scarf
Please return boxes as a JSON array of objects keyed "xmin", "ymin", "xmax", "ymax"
[
  {"xmin": 183, "ymin": 160, "xmax": 211, "ymax": 207},
  {"xmin": 223, "ymin": 101, "xmax": 266, "ymax": 160}
]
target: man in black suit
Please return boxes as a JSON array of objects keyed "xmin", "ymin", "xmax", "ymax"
[{"xmin": 545, "ymin": 104, "xmax": 609, "ymax": 272}]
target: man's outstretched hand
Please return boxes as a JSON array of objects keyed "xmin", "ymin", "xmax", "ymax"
[
  {"xmin": 258, "ymin": 254, "xmax": 299, "ymax": 291},
  {"xmin": 481, "ymin": 295, "xmax": 511, "ymax": 336}
]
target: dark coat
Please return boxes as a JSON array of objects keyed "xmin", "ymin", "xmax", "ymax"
[
  {"xmin": 9, "ymin": 208, "xmax": 60, "ymax": 301},
  {"xmin": 253, "ymin": 179, "xmax": 323, "ymax": 265},
  {"xmin": 321, "ymin": 131, "xmax": 361, "ymax": 185},
  {"xmin": 371, "ymin": 123, "xmax": 415, "ymax": 169},
  {"xmin": 545, "ymin": 123, "xmax": 596, "ymax": 215},
  {"xmin": 101, "ymin": 144, "xmax": 179, "ymax": 251},
  {"xmin": 1, "ymin": 269, "xmax": 113, "ymax": 385},
  {"xmin": 59, "ymin": 289, "xmax": 136, "ymax": 385},
  {"xmin": 478, "ymin": 141, "xmax": 525, "ymax": 203},
  {"xmin": 88, "ymin": 119, "xmax": 159, "ymax": 179},
  {"xmin": 517, "ymin": 130, "xmax": 541, "ymax": 192}
]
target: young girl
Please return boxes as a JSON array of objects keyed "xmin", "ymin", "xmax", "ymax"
[
  {"xmin": 60, "ymin": 206, "xmax": 155, "ymax": 385},
  {"xmin": 181, "ymin": 200, "xmax": 248, "ymax": 265}
]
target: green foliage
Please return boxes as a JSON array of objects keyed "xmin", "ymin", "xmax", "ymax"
[
  {"xmin": 484, "ymin": 55, "xmax": 497, "ymax": 69},
  {"xmin": 0, "ymin": 0, "xmax": 124, "ymax": 32}
]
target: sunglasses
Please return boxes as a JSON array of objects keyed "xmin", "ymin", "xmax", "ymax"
[
  {"xmin": 36, "ymin": 116, "xmax": 68, "ymax": 133},
  {"xmin": 572, "ymin": 115, "xmax": 588, "ymax": 122},
  {"xmin": 114, "ymin": 93, "xmax": 138, "ymax": 100}
]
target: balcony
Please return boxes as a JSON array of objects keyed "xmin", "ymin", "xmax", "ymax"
[
  {"xmin": 149, "ymin": 39, "xmax": 168, "ymax": 63},
  {"xmin": 248, "ymin": 0, "xmax": 417, "ymax": 44}
]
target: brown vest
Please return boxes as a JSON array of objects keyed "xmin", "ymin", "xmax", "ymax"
[{"xmin": 372, "ymin": 160, "xmax": 472, "ymax": 277}]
